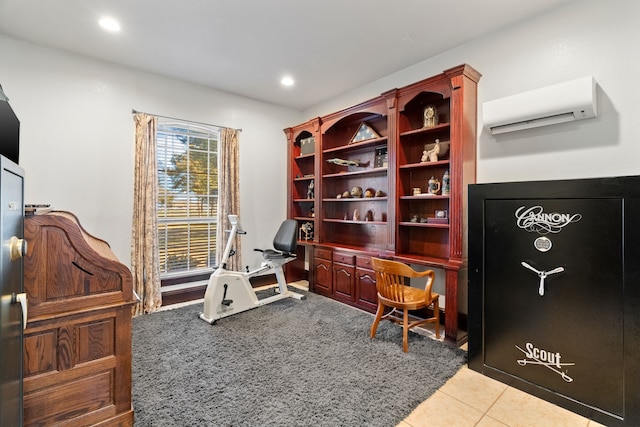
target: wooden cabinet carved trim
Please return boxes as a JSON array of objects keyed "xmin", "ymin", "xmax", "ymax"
[{"xmin": 23, "ymin": 211, "xmax": 135, "ymax": 426}]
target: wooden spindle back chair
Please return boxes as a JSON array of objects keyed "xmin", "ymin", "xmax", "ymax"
[{"xmin": 370, "ymin": 257, "xmax": 440, "ymax": 352}]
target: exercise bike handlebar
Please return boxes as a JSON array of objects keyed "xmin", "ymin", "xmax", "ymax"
[
  {"xmin": 226, "ymin": 229, "xmax": 246, "ymax": 235},
  {"xmin": 228, "ymin": 214, "xmax": 241, "ymax": 228},
  {"xmin": 227, "ymin": 215, "xmax": 246, "ymax": 234}
]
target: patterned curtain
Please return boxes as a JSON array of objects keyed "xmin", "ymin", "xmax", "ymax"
[
  {"xmin": 131, "ymin": 113, "xmax": 162, "ymax": 315},
  {"xmin": 217, "ymin": 128, "xmax": 241, "ymax": 271}
]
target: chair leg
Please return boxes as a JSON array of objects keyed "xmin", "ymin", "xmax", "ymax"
[
  {"xmin": 434, "ymin": 299, "xmax": 440, "ymax": 339},
  {"xmin": 403, "ymin": 307, "xmax": 409, "ymax": 353},
  {"xmin": 370, "ymin": 302, "xmax": 385, "ymax": 339}
]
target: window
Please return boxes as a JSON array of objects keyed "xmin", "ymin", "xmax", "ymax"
[{"xmin": 156, "ymin": 120, "xmax": 219, "ymax": 279}]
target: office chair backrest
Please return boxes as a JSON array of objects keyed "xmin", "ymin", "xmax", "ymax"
[{"xmin": 273, "ymin": 219, "xmax": 298, "ymax": 254}]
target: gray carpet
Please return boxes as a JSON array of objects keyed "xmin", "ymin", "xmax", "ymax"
[{"xmin": 132, "ymin": 290, "xmax": 467, "ymax": 426}]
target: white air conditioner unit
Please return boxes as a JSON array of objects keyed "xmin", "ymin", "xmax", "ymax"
[{"xmin": 483, "ymin": 76, "xmax": 597, "ymax": 135}]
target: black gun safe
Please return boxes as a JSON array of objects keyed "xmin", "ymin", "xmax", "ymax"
[{"xmin": 468, "ymin": 176, "xmax": 640, "ymax": 427}]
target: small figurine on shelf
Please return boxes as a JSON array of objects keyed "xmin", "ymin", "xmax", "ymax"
[
  {"xmin": 307, "ymin": 179, "xmax": 314, "ymax": 199},
  {"xmin": 428, "ymin": 176, "xmax": 441, "ymax": 195},
  {"xmin": 351, "ymin": 186, "xmax": 363, "ymax": 198},
  {"xmin": 442, "ymin": 170, "xmax": 450, "ymax": 195},
  {"xmin": 423, "ymin": 105, "xmax": 438, "ymax": 128},
  {"xmin": 310, "ymin": 206, "xmax": 315, "ymax": 218},
  {"xmin": 300, "ymin": 222, "xmax": 313, "ymax": 241},
  {"xmin": 353, "ymin": 209, "xmax": 360, "ymax": 221},
  {"xmin": 421, "ymin": 139, "xmax": 441, "ymax": 162},
  {"xmin": 365, "ymin": 210, "xmax": 374, "ymax": 222}
]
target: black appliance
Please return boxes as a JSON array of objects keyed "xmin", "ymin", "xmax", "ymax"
[
  {"xmin": 468, "ymin": 176, "xmax": 640, "ymax": 427},
  {"xmin": 0, "ymin": 155, "xmax": 26, "ymax": 427},
  {"xmin": 0, "ymin": 84, "xmax": 20, "ymax": 165}
]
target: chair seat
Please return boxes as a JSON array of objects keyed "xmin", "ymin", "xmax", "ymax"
[
  {"xmin": 378, "ymin": 287, "xmax": 439, "ymax": 310},
  {"xmin": 261, "ymin": 249, "xmax": 294, "ymax": 260}
]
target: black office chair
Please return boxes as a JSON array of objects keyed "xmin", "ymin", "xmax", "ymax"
[{"xmin": 255, "ymin": 219, "xmax": 298, "ymax": 260}]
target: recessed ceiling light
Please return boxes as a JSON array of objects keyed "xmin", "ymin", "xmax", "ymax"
[
  {"xmin": 281, "ymin": 76, "xmax": 294, "ymax": 87},
  {"xmin": 99, "ymin": 17, "xmax": 121, "ymax": 32}
]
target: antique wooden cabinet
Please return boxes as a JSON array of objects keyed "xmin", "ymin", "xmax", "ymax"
[
  {"xmin": 285, "ymin": 65, "xmax": 481, "ymax": 342},
  {"xmin": 22, "ymin": 211, "xmax": 135, "ymax": 426}
]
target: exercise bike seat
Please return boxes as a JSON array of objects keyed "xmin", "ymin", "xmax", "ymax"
[{"xmin": 255, "ymin": 219, "xmax": 298, "ymax": 260}]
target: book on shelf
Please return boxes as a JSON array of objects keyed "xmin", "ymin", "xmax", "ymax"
[{"xmin": 427, "ymin": 217, "xmax": 448, "ymax": 224}]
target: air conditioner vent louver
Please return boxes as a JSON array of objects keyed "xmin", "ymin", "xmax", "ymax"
[{"xmin": 483, "ymin": 76, "xmax": 597, "ymax": 135}]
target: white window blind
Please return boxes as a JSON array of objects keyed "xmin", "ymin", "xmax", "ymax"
[{"xmin": 156, "ymin": 120, "xmax": 219, "ymax": 278}]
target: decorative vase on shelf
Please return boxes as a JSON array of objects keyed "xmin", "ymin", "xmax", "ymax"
[{"xmin": 442, "ymin": 170, "xmax": 450, "ymax": 195}]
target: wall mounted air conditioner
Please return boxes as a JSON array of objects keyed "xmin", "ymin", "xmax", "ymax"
[{"xmin": 483, "ymin": 76, "xmax": 597, "ymax": 135}]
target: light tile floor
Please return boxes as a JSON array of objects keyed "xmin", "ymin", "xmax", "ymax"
[{"xmin": 397, "ymin": 363, "xmax": 607, "ymax": 427}]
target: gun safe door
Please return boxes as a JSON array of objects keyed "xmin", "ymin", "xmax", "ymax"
[{"xmin": 468, "ymin": 176, "xmax": 640, "ymax": 427}]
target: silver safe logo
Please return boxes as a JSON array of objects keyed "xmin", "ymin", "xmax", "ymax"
[
  {"xmin": 516, "ymin": 342, "xmax": 575, "ymax": 383},
  {"xmin": 515, "ymin": 206, "xmax": 582, "ymax": 234}
]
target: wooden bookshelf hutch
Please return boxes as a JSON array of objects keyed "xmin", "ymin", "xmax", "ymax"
[{"xmin": 284, "ymin": 64, "xmax": 480, "ymax": 343}]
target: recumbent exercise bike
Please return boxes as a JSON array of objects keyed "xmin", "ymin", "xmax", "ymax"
[{"xmin": 199, "ymin": 215, "xmax": 305, "ymax": 324}]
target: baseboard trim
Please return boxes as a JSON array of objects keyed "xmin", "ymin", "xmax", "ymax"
[
  {"xmin": 160, "ymin": 273, "xmax": 298, "ymax": 307},
  {"xmin": 161, "ymin": 284, "xmax": 207, "ymax": 306}
]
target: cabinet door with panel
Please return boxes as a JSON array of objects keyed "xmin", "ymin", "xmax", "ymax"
[
  {"xmin": 313, "ymin": 248, "xmax": 333, "ymax": 297},
  {"xmin": 355, "ymin": 256, "xmax": 377, "ymax": 313},
  {"xmin": 332, "ymin": 252, "xmax": 355, "ymax": 304}
]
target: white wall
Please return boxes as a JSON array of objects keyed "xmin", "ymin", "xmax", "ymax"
[
  {"xmin": 0, "ymin": 35, "xmax": 302, "ymax": 268},
  {"xmin": 304, "ymin": 0, "xmax": 640, "ymax": 183}
]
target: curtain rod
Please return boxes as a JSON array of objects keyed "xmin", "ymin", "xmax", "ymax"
[{"xmin": 131, "ymin": 109, "xmax": 242, "ymax": 132}]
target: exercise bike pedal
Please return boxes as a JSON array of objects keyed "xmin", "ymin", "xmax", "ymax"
[{"xmin": 221, "ymin": 283, "xmax": 233, "ymax": 306}]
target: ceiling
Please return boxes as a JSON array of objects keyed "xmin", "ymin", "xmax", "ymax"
[{"xmin": 0, "ymin": 0, "xmax": 576, "ymax": 111}]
